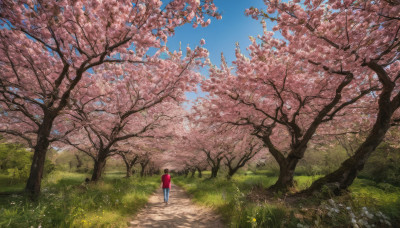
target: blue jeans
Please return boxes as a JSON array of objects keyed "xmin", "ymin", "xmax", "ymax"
[{"xmin": 163, "ymin": 188, "xmax": 170, "ymax": 202}]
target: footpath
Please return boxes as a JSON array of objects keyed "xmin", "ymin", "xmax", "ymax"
[{"xmin": 129, "ymin": 184, "xmax": 226, "ymax": 228}]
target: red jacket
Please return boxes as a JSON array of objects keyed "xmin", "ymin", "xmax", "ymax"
[{"xmin": 161, "ymin": 174, "xmax": 171, "ymax": 188}]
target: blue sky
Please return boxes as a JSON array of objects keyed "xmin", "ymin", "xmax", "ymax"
[
  {"xmin": 167, "ymin": 0, "xmax": 268, "ymax": 66},
  {"xmin": 163, "ymin": 0, "xmax": 273, "ymax": 106}
]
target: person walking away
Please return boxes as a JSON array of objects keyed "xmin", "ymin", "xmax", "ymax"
[{"xmin": 161, "ymin": 169, "xmax": 171, "ymax": 204}]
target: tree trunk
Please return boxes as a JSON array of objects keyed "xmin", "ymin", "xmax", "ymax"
[
  {"xmin": 140, "ymin": 165, "xmax": 145, "ymax": 177},
  {"xmin": 269, "ymin": 156, "xmax": 299, "ymax": 191},
  {"xmin": 120, "ymin": 154, "xmax": 138, "ymax": 178},
  {"xmin": 122, "ymin": 156, "xmax": 132, "ymax": 178},
  {"xmin": 227, "ymin": 167, "xmax": 239, "ymax": 180},
  {"xmin": 305, "ymin": 66, "xmax": 397, "ymax": 194},
  {"xmin": 190, "ymin": 168, "xmax": 196, "ymax": 178},
  {"xmin": 25, "ymin": 139, "xmax": 49, "ymax": 197},
  {"xmin": 197, "ymin": 167, "xmax": 202, "ymax": 178},
  {"xmin": 126, "ymin": 165, "xmax": 132, "ymax": 178},
  {"xmin": 25, "ymin": 117, "xmax": 54, "ymax": 197},
  {"xmin": 208, "ymin": 157, "xmax": 223, "ymax": 179},
  {"xmin": 75, "ymin": 154, "xmax": 83, "ymax": 169},
  {"xmin": 261, "ymin": 134, "xmax": 305, "ymax": 192},
  {"xmin": 225, "ymin": 158, "xmax": 242, "ymax": 180},
  {"xmin": 140, "ymin": 162, "xmax": 148, "ymax": 177},
  {"xmin": 91, "ymin": 155, "xmax": 107, "ymax": 181},
  {"xmin": 210, "ymin": 165, "xmax": 220, "ymax": 178},
  {"xmin": 305, "ymin": 114, "xmax": 392, "ymax": 194}
]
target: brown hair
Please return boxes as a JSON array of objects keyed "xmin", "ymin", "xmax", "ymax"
[{"xmin": 164, "ymin": 169, "xmax": 169, "ymax": 174}]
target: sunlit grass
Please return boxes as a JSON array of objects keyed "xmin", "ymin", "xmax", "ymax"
[
  {"xmin": 0, "ymin": 171, "xmax": 159, "ymax": 227},
  {"xmin": 2, "ymin": 169, "xmax": 399, "ymax": 227},
  {"xmin": 175, "ymin": 172, "xmax": 400, "ymax": 227},
  {"xmin": 293, "ymin": 175, "xmax": 323, "ymax": 191},
  {"xmin": 349, "ymin": 179, "xmax": 400, "ymax": 220},
  {"xmin": 233, "ymin": 173, "xmax": 277, "ymax": 188}
]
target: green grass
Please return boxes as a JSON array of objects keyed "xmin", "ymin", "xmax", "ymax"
[
  {"xmin": 174, "ymin": 171, "xmax": 400, "ymax": 228},
  {"xmin": 2, "ymin": 170, "xmax": 399, "ymax": 227},
  {"xmin": 174, "ymin": 174, "xmax": 294, "ymax": 227},
  {"xmin": 0, "ymin": 171, "xmax": 159, "ymax": 227},
  {"xmin": 349, "ymin": 179, "xmax": 400, "ymax": 221},
  {"xmin": 0, "ymin": 174, "xmax": 25, "ymax": 193}
]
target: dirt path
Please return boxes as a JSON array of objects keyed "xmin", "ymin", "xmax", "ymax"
[{"xmin": 129, "ymin": 184, "xmax": 226, "ymax": 228}]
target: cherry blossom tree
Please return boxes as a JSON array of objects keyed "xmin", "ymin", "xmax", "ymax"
[
  {"xmin": 244, "ymin": 0, "xmax": 400, "ymax": 193},
  {"xmin": 116, "ymin": 144, "xmax": 140, "ymax": 178},
  {"xmin": 173, "ymin": 137, "xmax": 208, "ymax": 177},
  {"xmin": 61, "ymin": 57, "xmax": 197, "ymax": 181},
  {"xmin": 188, "ymin": 103, "xmax": 266, "ymax": 179},
  {"xmin": 202, "ymin": 43, "xmax": 377, "ymax": 191},
  {"xmin": 194, "ymin": 160, "xmax": 208, "ymax": 178},
  {"xmin": 115, "ymin": 119, "xmax": 185, "ymax": 178},
  {"xmin": 200, "ymin": 0, "xmax": 399, "ymax": 192},
  {"xmin": 64, "ymin": 91, "xmax": 191, "ymax": 181},
  {"xmin": 224, "ymin": 135, "xmax": 264, "ymax": 179},
  {"xmin": 137, "ymin": 145, "xmax": 166, "ymax": 177},
  {"xmin": 181, "ymin": 145, "xmax": 208, "ymax": 178},
  {"xmin": 183, "ymin": 126, "xmax": 224, "ymax": 178},
  {"xmin": 185, "ymin": 116, "xmax": 252, "ymax": 178},
  {"xmin": 0, "ymin": 0, "xmax": 219, "ymax": 195}
]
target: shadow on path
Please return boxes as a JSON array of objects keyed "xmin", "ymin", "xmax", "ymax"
[{"xmin": 129, "ymin": 184, "xmax": 225, "ymax": 228}]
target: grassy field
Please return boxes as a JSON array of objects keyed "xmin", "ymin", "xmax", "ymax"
[
  {"xmin": 2, "ymin": 170, "xmax": 399, "ymax": 227},
  {"xmin": 174, "ymin": 171, "xmax": 400, "ymax": 228},
  {"xmin": 0, "ymin": 171, "xmax": 159, "ymax": 227}
]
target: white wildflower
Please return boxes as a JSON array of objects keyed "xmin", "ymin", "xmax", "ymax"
[
  {"xmin": 334, "ymin": 208, "xmax": 340, "ymax": 213},
  {"xmin": 365, "ymin": 212, "xmax": 373, "ymax": 219}
]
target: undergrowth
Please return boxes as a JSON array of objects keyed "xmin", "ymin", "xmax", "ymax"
[
  {"xmin": 0, "ymin": 171, "xmax": 158, "ymax": 227},
  {"xmin": 174, "ymin": 171, "xmax": 400, "ymax": 228}
]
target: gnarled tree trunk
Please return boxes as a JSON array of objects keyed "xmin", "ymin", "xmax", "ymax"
[
  {"xmin": 269, "ymin": 155, "xmax": 300, "ymax": 191},
  {"xmin": 225, "ymin": 143, "xmax": 261, "ymax": 180},
  {"xmin": 91, "ymin": 152, "xmax": 108, "ymax": 181},
  {"xmin": 306, "ymin": 121, "xmax": 391, "ymax": 194},
  {"xmin": 25, "ymin": 139, "xmax": 49, "ymax": 196},
  {"xmin": 305, "ymin": 62, "xmax": 399, "ymax": 194},
  {"xmin": 206, "ymin": 154, "xmax": 223, "ymax": 179},
  {"xmin": 121, "ymin": 153, "xmax": 138, "ymax": 178},
  {"xmin": 25, "ymin": 117, "xmax": 54, "ymax": 197}
]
